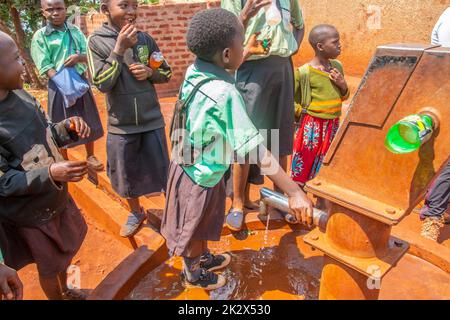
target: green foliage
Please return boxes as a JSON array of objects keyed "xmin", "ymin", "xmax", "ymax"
[
  {"xmin": 139, "ymin": 0, "xmax": 160, "ymax": 4},
  {"xmin": 67, "ymin": 0, "xmax": 100, "ymax": 15},
  {"xmin": 0, "ymin": 1, "xmax": 100, "ymax": 49}
]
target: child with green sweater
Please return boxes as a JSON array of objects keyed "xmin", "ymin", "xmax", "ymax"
[{"xmin": 291, "ymin": 24, "xmax": 349, "ymax": 185}]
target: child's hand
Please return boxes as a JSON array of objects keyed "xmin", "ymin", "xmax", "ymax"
[
  {"xmin": 0, "ymin": 264, "xmax": 23, "ymax": 300},
  {"xmin": 241, "ymin": 0, "xmax": 272, "ymax": 23},
  {"xmin": 64, "ymin": 54, "xmax": 81, "ymax": 67},
  {"xmin": 114, "ymin": 24, "xmax": 138, "ymax": 56},
  {"xmin": 329, "ymin": 68, "xmax": 348, "ymax": 94},
  {"xmin": 129, "ymin": 63, "xmax": 153, "ymax": 81},
  {"xmin": 65, "ymin": 116, "xmax": 91, "ymax": 139},
  {"xmin": 49, "ymin": 161, "xmax": 88, "ymax": 183},
  {"xmin": 245, "ymin": 32, "xmax": 271, "ymax": 57},
  {"xmin": 288, "ymin": 191, "xmax": 314, "ymax": 227}
]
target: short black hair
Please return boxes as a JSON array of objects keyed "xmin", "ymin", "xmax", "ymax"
[
  {"xmin": 41, "ymin": 0, "xmax": 66, "ymax": 7},
  {"xmin": 186, "ymin": 8, "xmax": 240, "ymax": 61},
  {"xmin": 308, "ymin": 24, "xmax": 338, "ymax": 49}
]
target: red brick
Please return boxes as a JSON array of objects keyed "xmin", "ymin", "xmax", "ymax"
[{"xmin": 144, "ymin": 11, "xmax": 158, "ymax": 17}]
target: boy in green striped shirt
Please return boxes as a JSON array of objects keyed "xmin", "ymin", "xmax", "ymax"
[
  {"xmin": 31, "ymin": 0, "xmax": 104, "ymax": 170},
  {"xmin": 291, "ymin": 24, "xmax": 349, "ymax": 186}
]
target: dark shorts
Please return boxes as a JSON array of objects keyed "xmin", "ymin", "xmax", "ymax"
[
  {"xmin": 48, "ymin": 79, "xmax": 104, "ymax": 148},
  {"xmin": 1, "ymin": 198, "xmax": 87, "ymax": 278},
  {"xmin": 236, "ymin": 55, "xmax": 295, "ymax": 184},
  {"xmin": 420, "ymin": 161, "xmax": 450, "ymax": 219},
  {"xmin": 106, "ymin": 128, "xmax": 169, "ymax": 199},
  {"xmin": 161, "ymin": 161, "xmax": 226, "ymax": 257}
]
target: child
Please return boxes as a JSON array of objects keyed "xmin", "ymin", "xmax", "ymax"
[
  {"xmin": 87, "ymin": 0, "xmax": 172, "ymax": 237},
  {"xmin": 0, "ymin": 31, "xmax": 90, "ymax": 300},
  {"xmin": 291, "ymin": 24, "xmax": 349, "ymax": 186},
  {"xmin": 31, "ymin": 0, "xmax": 104, "ymax": 170},
  {"xmin": 160, "ymin": 8, "xmax": 313, "ymax": 290}
]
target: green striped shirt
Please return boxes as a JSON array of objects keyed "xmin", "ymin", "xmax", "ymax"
[
  {"xmin": 31, "ymin": 23, "xmax": 88, "ymax": 76},
  {"xmin": 294, "ymin": 60, "xmax": 349, "ymax": 120},
  {"xmin": 180, "ymin": 59, "xmax": 264, "ymax": 188}
]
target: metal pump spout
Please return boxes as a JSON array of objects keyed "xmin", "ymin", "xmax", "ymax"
[{"xmin": 259, "ymin": 188, "xmax": 329, "ymax": 231}]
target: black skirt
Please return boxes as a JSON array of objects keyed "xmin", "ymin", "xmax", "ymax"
[
  {"xmin": 106, "ymin": 127, "xmax": 169, "ymax": 199},
  {"xmin": 1, "ymin": 198, "xmax": 87, "ymax": 278},
  {"xmin": 235, "ymin": 55, "xmax": 295, "ymax": 184},
  {"xmin": 48, "ymin": 78, "xmax": 104, "ymax": 148}
]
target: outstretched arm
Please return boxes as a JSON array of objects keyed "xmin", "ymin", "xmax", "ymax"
[{"xmin": 250, "ymin": 145, "xmax": 314, "ymax": 225}]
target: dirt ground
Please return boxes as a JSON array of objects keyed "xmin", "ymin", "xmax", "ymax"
[{"xmin": 17, "ymin": 206, "xmax": 132, "ymax": 300}]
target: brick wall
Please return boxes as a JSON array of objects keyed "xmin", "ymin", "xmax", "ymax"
[
  {"xmin": 80, "ymin": 0, "xmax": 448, "ymax": 96},
  {"xmin": 81, "ymin": 1, "xmax": 220, "ymax": 97}
]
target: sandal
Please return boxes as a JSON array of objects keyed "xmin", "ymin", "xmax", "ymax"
[{"xmin": 226, "ymin": 208, "xmax": 245, "ymax": 231}]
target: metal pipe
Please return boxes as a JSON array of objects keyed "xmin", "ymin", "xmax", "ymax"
[{"xmin": 259, "ymin": 188, "xmax": 328, "ymax": 231}]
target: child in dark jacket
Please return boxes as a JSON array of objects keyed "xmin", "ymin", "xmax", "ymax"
[
  {"xmin": 87, "ymin": 0, "xmax": 172, "ymax": 238},
  {"xmin": 0, "ymin": 31, "xmax": 90, "ymax": 300}
]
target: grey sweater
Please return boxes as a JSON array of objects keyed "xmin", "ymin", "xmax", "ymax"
[{"xmin": 87, "ymin": 23, "xmax": 172, "ymax": 134}]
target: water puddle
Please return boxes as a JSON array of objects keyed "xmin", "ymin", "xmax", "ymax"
[{"xmin": 127, "ymin": 229, "xmax": 321, "ymax": 300}]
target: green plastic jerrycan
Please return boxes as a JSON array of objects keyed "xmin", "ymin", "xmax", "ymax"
[{"xmin": 385, "ymin": 114, "xmax": 434, "ymax": 154}]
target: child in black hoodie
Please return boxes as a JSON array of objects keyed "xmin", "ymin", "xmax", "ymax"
[{"xmin": 87, "ymin": 0, "xmax": 172, "ymax": 238}]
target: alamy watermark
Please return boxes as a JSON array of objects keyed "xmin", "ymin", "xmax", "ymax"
[
  {"xmin": 367, "ymin": 5, "xmax": 382, "ymax": 30},
  {"xmin": 366, "ymin": 264, "xmax": 382, "ymax": 290},
  {"xmin": 66, "ymin": 264, "xmax": 81, "ymax": 290}
]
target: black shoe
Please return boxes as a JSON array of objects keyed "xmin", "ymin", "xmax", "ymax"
[
  {"xmin": 200, "ymin": 252, "xmax": 231, "ymax": 272},
  {"xmin": 182, "ymin": 269, "xmax": 226, "ymax": 291}
]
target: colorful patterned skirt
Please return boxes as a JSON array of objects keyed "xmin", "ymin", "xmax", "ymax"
[{"xmin": 291, "ymin": 114, "xmax": 340, "ymax": 184}]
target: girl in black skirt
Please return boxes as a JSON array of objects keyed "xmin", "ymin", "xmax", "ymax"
[{"xmin": 87, "ymin": 0, "xmax": 172, "ymax": 237}]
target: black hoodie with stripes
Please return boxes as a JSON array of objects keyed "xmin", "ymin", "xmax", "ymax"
[{"xmin": 87, "ymin": 23, "xmax": 172, "ymax": 134}]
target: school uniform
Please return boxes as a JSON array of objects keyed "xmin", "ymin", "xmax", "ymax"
[
  {"xmin": 31, "ymin": 22, "xmax": 104, "ymax": 149},
  {"xmin": 87, "ymin": 23, "xmax": 172, "ymax": 199},
  {"xmin": 222, "ymin": 0, "xmax": 304, "ymax": 184},
  {"xmin": 0, "ymin": 90, "xmax": 87, "ymax": 277},
  {"xmin": 161, "ymin": 59, "xmax": 264, "ymax": 257}
]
